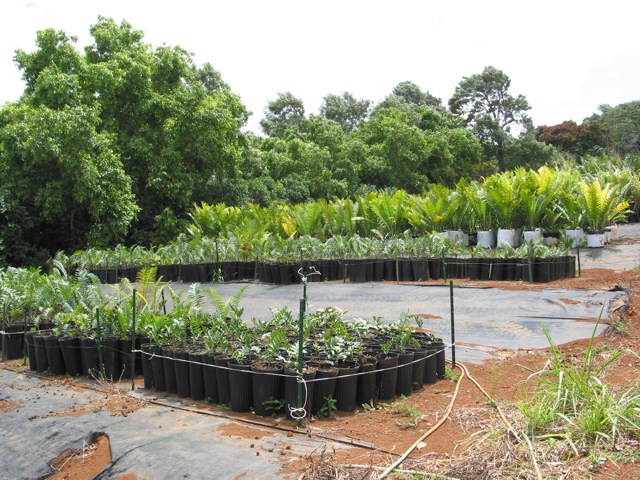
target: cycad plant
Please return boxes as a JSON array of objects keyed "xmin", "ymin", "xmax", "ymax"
[
  {"xmin": 484, "ymin": 171, "xmax": 523, "ymax": 230},
  {"xmin": 571, "ymin": 180, "xmax": 630, "ymax": 234}
]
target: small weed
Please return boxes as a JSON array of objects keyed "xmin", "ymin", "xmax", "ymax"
[
  {"xmin": 211, "ymin": 268, "xmax": 225, "ymax": 283},
  {"xmin": 360, "ymin": 401, "xmax": 379, "ymax": 418},
  {"xmin": 263, "ymin": 397, "xmax": 285, "ymax": 417},
  {"xmin": 613, "ymin": 320, "xmax": 626, "ymax": 333},
  {"xmin": 388, "ymin": 396, "xmax": 422, "ymax": 428},
  {"xmin": 444, "ymin": 369, "xmax": 460, "ymax": 382},
  {"xmin": 318, "ymin": 395, "xmax": 337, "ymax": 419}
]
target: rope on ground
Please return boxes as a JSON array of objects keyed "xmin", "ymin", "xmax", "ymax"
[
  {"xmin": 376, "ymin": 362, "xmax": 466, "ymax": 480},
  {"xmin": 454, "ymin": 360, "xmax": 542, "ymax": 480},
  {"xmin": 377, "ymin": 360, "xmax": 542, "ymax": 480}
]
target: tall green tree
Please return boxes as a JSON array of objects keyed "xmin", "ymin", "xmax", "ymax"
[
  {"xmin": 392, "ymin": 81, "xmax": 442, "ymax": 109},
  {"xmin": 595, "ymin": 101, "xmax": 640, "ymax": 156},
  {"xmin": 0, "ymin": 103, "xmax": 139, "ymax": 258},
  {"xmin": 259, "ymin": 92, "xmax": 305, "ymax": 138},
  {"xmin": 0, "ymin": 16, "xmax": 248, "ymax": 263},
  {"xmin": 319, "ymin": 92, "xmax": 370, "ymax": 133},
  {"xmin": 448, "ymin": 66, "xmax": 531, "ymax": 171}
]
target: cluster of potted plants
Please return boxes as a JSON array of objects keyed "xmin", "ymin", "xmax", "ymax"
[
  {"xmin": 60, "ymin": 167, "xmax": 632, "ymax": 286},
  {"xmin": 1, "ymin": 267, "xmax": 448, "ymax": 419},
  {"xmin": 138, "ymin": 307, "xmax": 448, "ymax": 418}
]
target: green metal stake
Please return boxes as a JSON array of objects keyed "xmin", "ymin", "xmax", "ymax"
[
  {"xmin": 96, "ymin": 308, "xmax": 104, "ymax": 377},
  {"xmin": 297, "ymin": 298, "xmax": 305, "ymax": 424},
  {"xmin": 131, "ymin": 289, "xmax": 137, "ymax": 391},
  {"xmin": 450, "ymin": 281, "xmax": 456, "ymax": 368},
  {"xmin": 297, "ymin": 269, "xmax": 308, "ymax": 423}
]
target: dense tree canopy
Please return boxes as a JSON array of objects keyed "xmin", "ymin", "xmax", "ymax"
[
  {"xmin": 0, "ymin": 17, "xmax": 247, "ymax": 265},
  {"xmin": 1, "ymin": 17, "xmax": 637, "ymax": 268},
  {"xmin": 594, "ymin": 101, "xmax": 640, "ymax": 156}
]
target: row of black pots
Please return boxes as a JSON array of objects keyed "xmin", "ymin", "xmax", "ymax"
[
  {"xmin": 87, "ymin": 261, "xmax": 258, "ymax": 285},
  {"xmin": 1, "ymin": 322, "xmax": 55, "ymax": 360},
  {"xmin": 141, "ymin": 342, "xmax": 447, "ymax": 418},
  {"xmin": 468, "ymin": 256, "xmax": 576, "ymax": 283},
  {"xmin": 86, "ymin": 255, "xmax": 576, "ymax": 285},
  {"xmin": 23, "ymin": 331, "xmax": 146, "ymax": 378}
]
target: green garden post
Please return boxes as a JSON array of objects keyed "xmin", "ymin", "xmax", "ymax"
[
  {"xmin": 297, "ymin": 298, "xmax": 305, "ymax": 423},
  {"xmin": 131, "ymin": 289, "xmax": 137, "ymax": 390},
  {"xmin": 450, "ymin": 281, "xmax": 456, "ymax": 368}
]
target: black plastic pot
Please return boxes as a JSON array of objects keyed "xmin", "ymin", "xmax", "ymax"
[
  {"xmin": 284, "ymin": 367, "xmax": 316, "ymax": 420},
  {"xmin": 280, "ymin": 263, "xmax": 295, "ymax": 286},
  {"xmin": 535, "ymin": 257, "xmax": 552, "ymax": 283},
  {"xmin": 162, "ymin": 347, "xmax": 178, "ymax": 394},
  {"xmin": 383, "ymin": 259, "xmax": 397, "ymax": 282},
  {"xmin": 356, "ymin": 356, "xmax": 378, "ymax": 407},
  {"xmin": 228, "ymin": 360, "xmax": 253, "ymax": 413},
  {"xmin": 395, "ymin": 351, "xmax": 415, "ymax": 397},
  {"xmin": 59, "ymin": 336, "xmax": 82, "ymax": 377},
  {"xmin": 188, "ymin": 351, "xmax": 205, "ymax": 401},
  {"xmin": 376, "ymin": 352, "xmax": 399, "ymax": 401},
  {"xmin": 150, "ymin": 344, "xmax": 166, "ymax": 392},
  {"xmin": 490, "ymin": 258, "xmax": 506, "ymax": 281},
  {"xmin": 411, "ymin": 259, "xmax": 428, "ymax": 282},
  {"xmin": 411, "ymin": 350, "xmax": 427, "ymax": 391},
  {"xmin": 479, "ymin": 258, "xmax": 492, "ymax": 281},
  {"xmin": 335, "ymin": 363, "xmax": 360, "ymax": 412},
  {"xmin": 118, "ymin": 338, "xmax": 133, "ymax": 380},
  {"xmin": 372, "ymin": 259, "xmax": 384, "ymax": 282},
  {"xmin": 101, "ymin": 336, "xmax": 120, "ymax": 380},
  {"xmin": 349, "ymin": 259, "xmax": 368, "ymax": 283},
  {"xmin": 428, "ymin": 258, "xmax": 442, "ymax": 280},
  {"xmin": 311, "ymin": 365, "xmax": 339, "ymax": 416},
  {"xmin": 1, "ymin": 326, "xmax": 25, "ymax": 360},
  {"xmin": 173, "ymin": 348, "xmax": 191, "ymax": 398},
  {"xmin": 251, "ymin": 361, "xmax": 284, "ymax": 417},
  {"xmin": 80, "ymin": 337, "xmax": 100, "ymax": 378},
  {"xmin": 141, "ymin": 343, "xmax": 154, "ymax": 390},
  {"xmin": 202, "ymin": 354, "xmax": 219, "ymax": 404},
  {"xmin": 44, "ymin": 335, "xmax": 65, "ymax": 375},
  {"xmin": 25, "ymin": 331, "xmax": 38, "ymax": 371},
  {"xmin": 398, "ymin": 259, "xmax": 413, "ymax": 281},
  {"xmin": 215, "ymin": 355, "xmax": 233, "ymax": 406},
  {"xmin": 431, "ymin": 341, "xmax": 446, "ymax": 379},
  {"xmin": 424, "ymin": 346, "xmax": 438, "ymax": 384},
  {"xmin": 34, "ymin": 334, "xmax": 50, "ymax": 374}
]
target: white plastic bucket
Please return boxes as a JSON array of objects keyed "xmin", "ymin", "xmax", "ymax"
[
  {"xmin": 565, "ymin": 228, "xmax": 584, "ymax": 248},
  {"xmin": 586, "ymin": 233, "xmax": 605, "ymax": 248},
  {"xmin": 522, "ymin": 229, "xmax": 543, "ymax": 243},
  {"xmin": 477, "ymin": 230, "xmax": 495, "ymax": 249},
  {"xmin": 497, "ymin": 228, "xmax": 518, "ymax": 248}
]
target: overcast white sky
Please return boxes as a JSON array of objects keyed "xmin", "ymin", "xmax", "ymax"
[{"xmin": 2, "ymin": 0, "xmax": 639, "ymax": 134}]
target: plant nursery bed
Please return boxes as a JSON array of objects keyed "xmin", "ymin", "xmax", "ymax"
[{"xmin": 2, "ymin": 265, "xmax": 640, "ymax": 479}]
